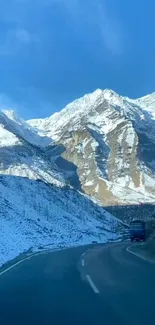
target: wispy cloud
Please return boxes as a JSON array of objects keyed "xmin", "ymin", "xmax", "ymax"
[
  {"xmin": 49, "ymin": 0, "xmax": 123, "ymax": 56},
  {"xmin": 0, "ymin": 0, "xmax": 123, "ymax": 56},
  {"xmin": 15, "ymin": 28, "xmax": 37, "ymax": 44},
  {"xmin": 0, "ymin": 28, "xmax": 38, "ymax": 55},
  {"xmin": 95, "ymin": 2, "xmax": 123, "ymax": 55}
]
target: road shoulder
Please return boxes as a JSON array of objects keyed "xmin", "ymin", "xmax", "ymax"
[{"xmin": 126, "ymin": 243, "xmax": 155, "ymax": 264}]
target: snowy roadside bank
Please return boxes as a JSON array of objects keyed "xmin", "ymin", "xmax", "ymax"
[
  {"xmin": 0, "ymin": 175, "xmax": 123, "ymax": 270},
  {"xmin": 0, "ymin": 237, "xmax": 123, "ymax": 274},
  {"xmin": 0, "ymin": 244, "xmax": 67, "ymax": 275},
  {"xmin": 0, "ymin": 232, "xmax": 119, "ymax": 270},
  {"xmin": 0, "ymin": 176, "xmax": 122, "ymax": 269}
]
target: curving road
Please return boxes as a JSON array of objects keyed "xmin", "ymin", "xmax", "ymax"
[{"xmin": 0, "ymin": 243, "xmax": 155, "ymax": 325}]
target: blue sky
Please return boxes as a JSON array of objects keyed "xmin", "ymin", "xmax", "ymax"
[{"xmin": 0, "ymin": 0, "xmax": 155, "ymax": 119}]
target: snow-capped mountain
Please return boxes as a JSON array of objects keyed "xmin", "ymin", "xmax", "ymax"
[
  {"xmin": 0, "ymin": 107, "xmax": 123, "ymax": 266},
  {"xmin": 28, "ymin": 89, "xmax": 155, "ymax": 205}
]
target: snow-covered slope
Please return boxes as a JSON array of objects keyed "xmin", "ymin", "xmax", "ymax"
[
  {"xmin": 134, "ymin": 92, "xmax": 155, "ymax": 119},
  {"xmin": 28, "ymin": 89, "xmax": 155, "ymax": 205},
  {"xmin": 0, "ymin": 175, "xmax": 120, "ymax": 266},
  {"xmin": 1, "ymin": 110, "xmax": 52, "ymax": 147},
  {"xmin": 0, "ymin": 110, "xmax": 82, "ymax": 187}
]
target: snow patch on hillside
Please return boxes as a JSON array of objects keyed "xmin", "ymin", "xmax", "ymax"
[
  {"xmin": 1, "ymin": 110, "xmax": 52, "ymax": 148},
  {"xmin": 0, "ymin": 123, "xmax": 20, "ymax": 147},
  {"xmin": 0, "ymin": 175, "xmax": 120, "ymax": 267}
]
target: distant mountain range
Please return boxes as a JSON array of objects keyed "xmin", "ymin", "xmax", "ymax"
[{"xmin": 28, "ymin": 89, "xmax": 155, "ymax": 205}]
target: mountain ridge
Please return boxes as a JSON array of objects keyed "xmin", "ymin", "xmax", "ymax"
[
  {"xmin": 1, "ymin": 88, "xmax": 155, "ymax": 205},
  {"xmin": 27, "ymin": 88, "xmax": 155, "ymax": 205}
]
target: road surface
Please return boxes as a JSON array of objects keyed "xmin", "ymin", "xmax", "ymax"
[{"xmin": 0, "ymin": 243, "xmax": 155, "ymax": 325}]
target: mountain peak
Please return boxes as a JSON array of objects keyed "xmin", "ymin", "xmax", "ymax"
[
  {"xmin": 57, "ymin": 88, "xmax": 120, "ymax": 117},
  {"xmin": 103, "ymin": 88, "xmax": 119, "ymax": 97},
  {"xmin": 65, "ymin": 88, "xmax": 104, "ymax": 110},
  {"xmin": 28, "ymin": 88, "xmax": 124, "ymax": 139},
  {"xmin": 2, "ymin": 109, "xmax": 25, "ymax": 126},
  {"xmin": 92, "ymin": 88, "xmax": 103, "ymax": 94}
]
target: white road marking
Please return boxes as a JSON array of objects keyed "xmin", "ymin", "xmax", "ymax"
[
  {"xmin": 0, "ymin": 246, "xmax": 64, "ymax": 277},
  {"xmin": 86, "ymin": 274, "xmax": 100, "ymax": 294},
  {"xmin": 0, "ymin": 252, "xmax": 43, "ymax": 277},
  {"xmin": 82, "ymin": 252, "xmax": 85, "ymax": 257},
  {"xmin": 82, "ymin": 259, "xmax": 85, "ymax": 266},
  {"xmin": 126, "ymin": 245, "xmax": 154, "ymax": 263},
  {"xmin": 126, "ymin": 245, "xmax": 146, "ymax": 259}
]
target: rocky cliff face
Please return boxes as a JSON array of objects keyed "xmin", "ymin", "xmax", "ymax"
[{"xmin": 28, "ymin": 89, "xmax": 155, "ymax": 205}]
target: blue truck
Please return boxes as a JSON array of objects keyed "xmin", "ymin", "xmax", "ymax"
[{"xmin": 130, "ymin": 220, "xmax": 146, "ymax": 242}]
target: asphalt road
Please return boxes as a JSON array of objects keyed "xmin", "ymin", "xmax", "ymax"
[{"xmin": 0, "ymin": 243, "xmax": 155, "ymax": 325}]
